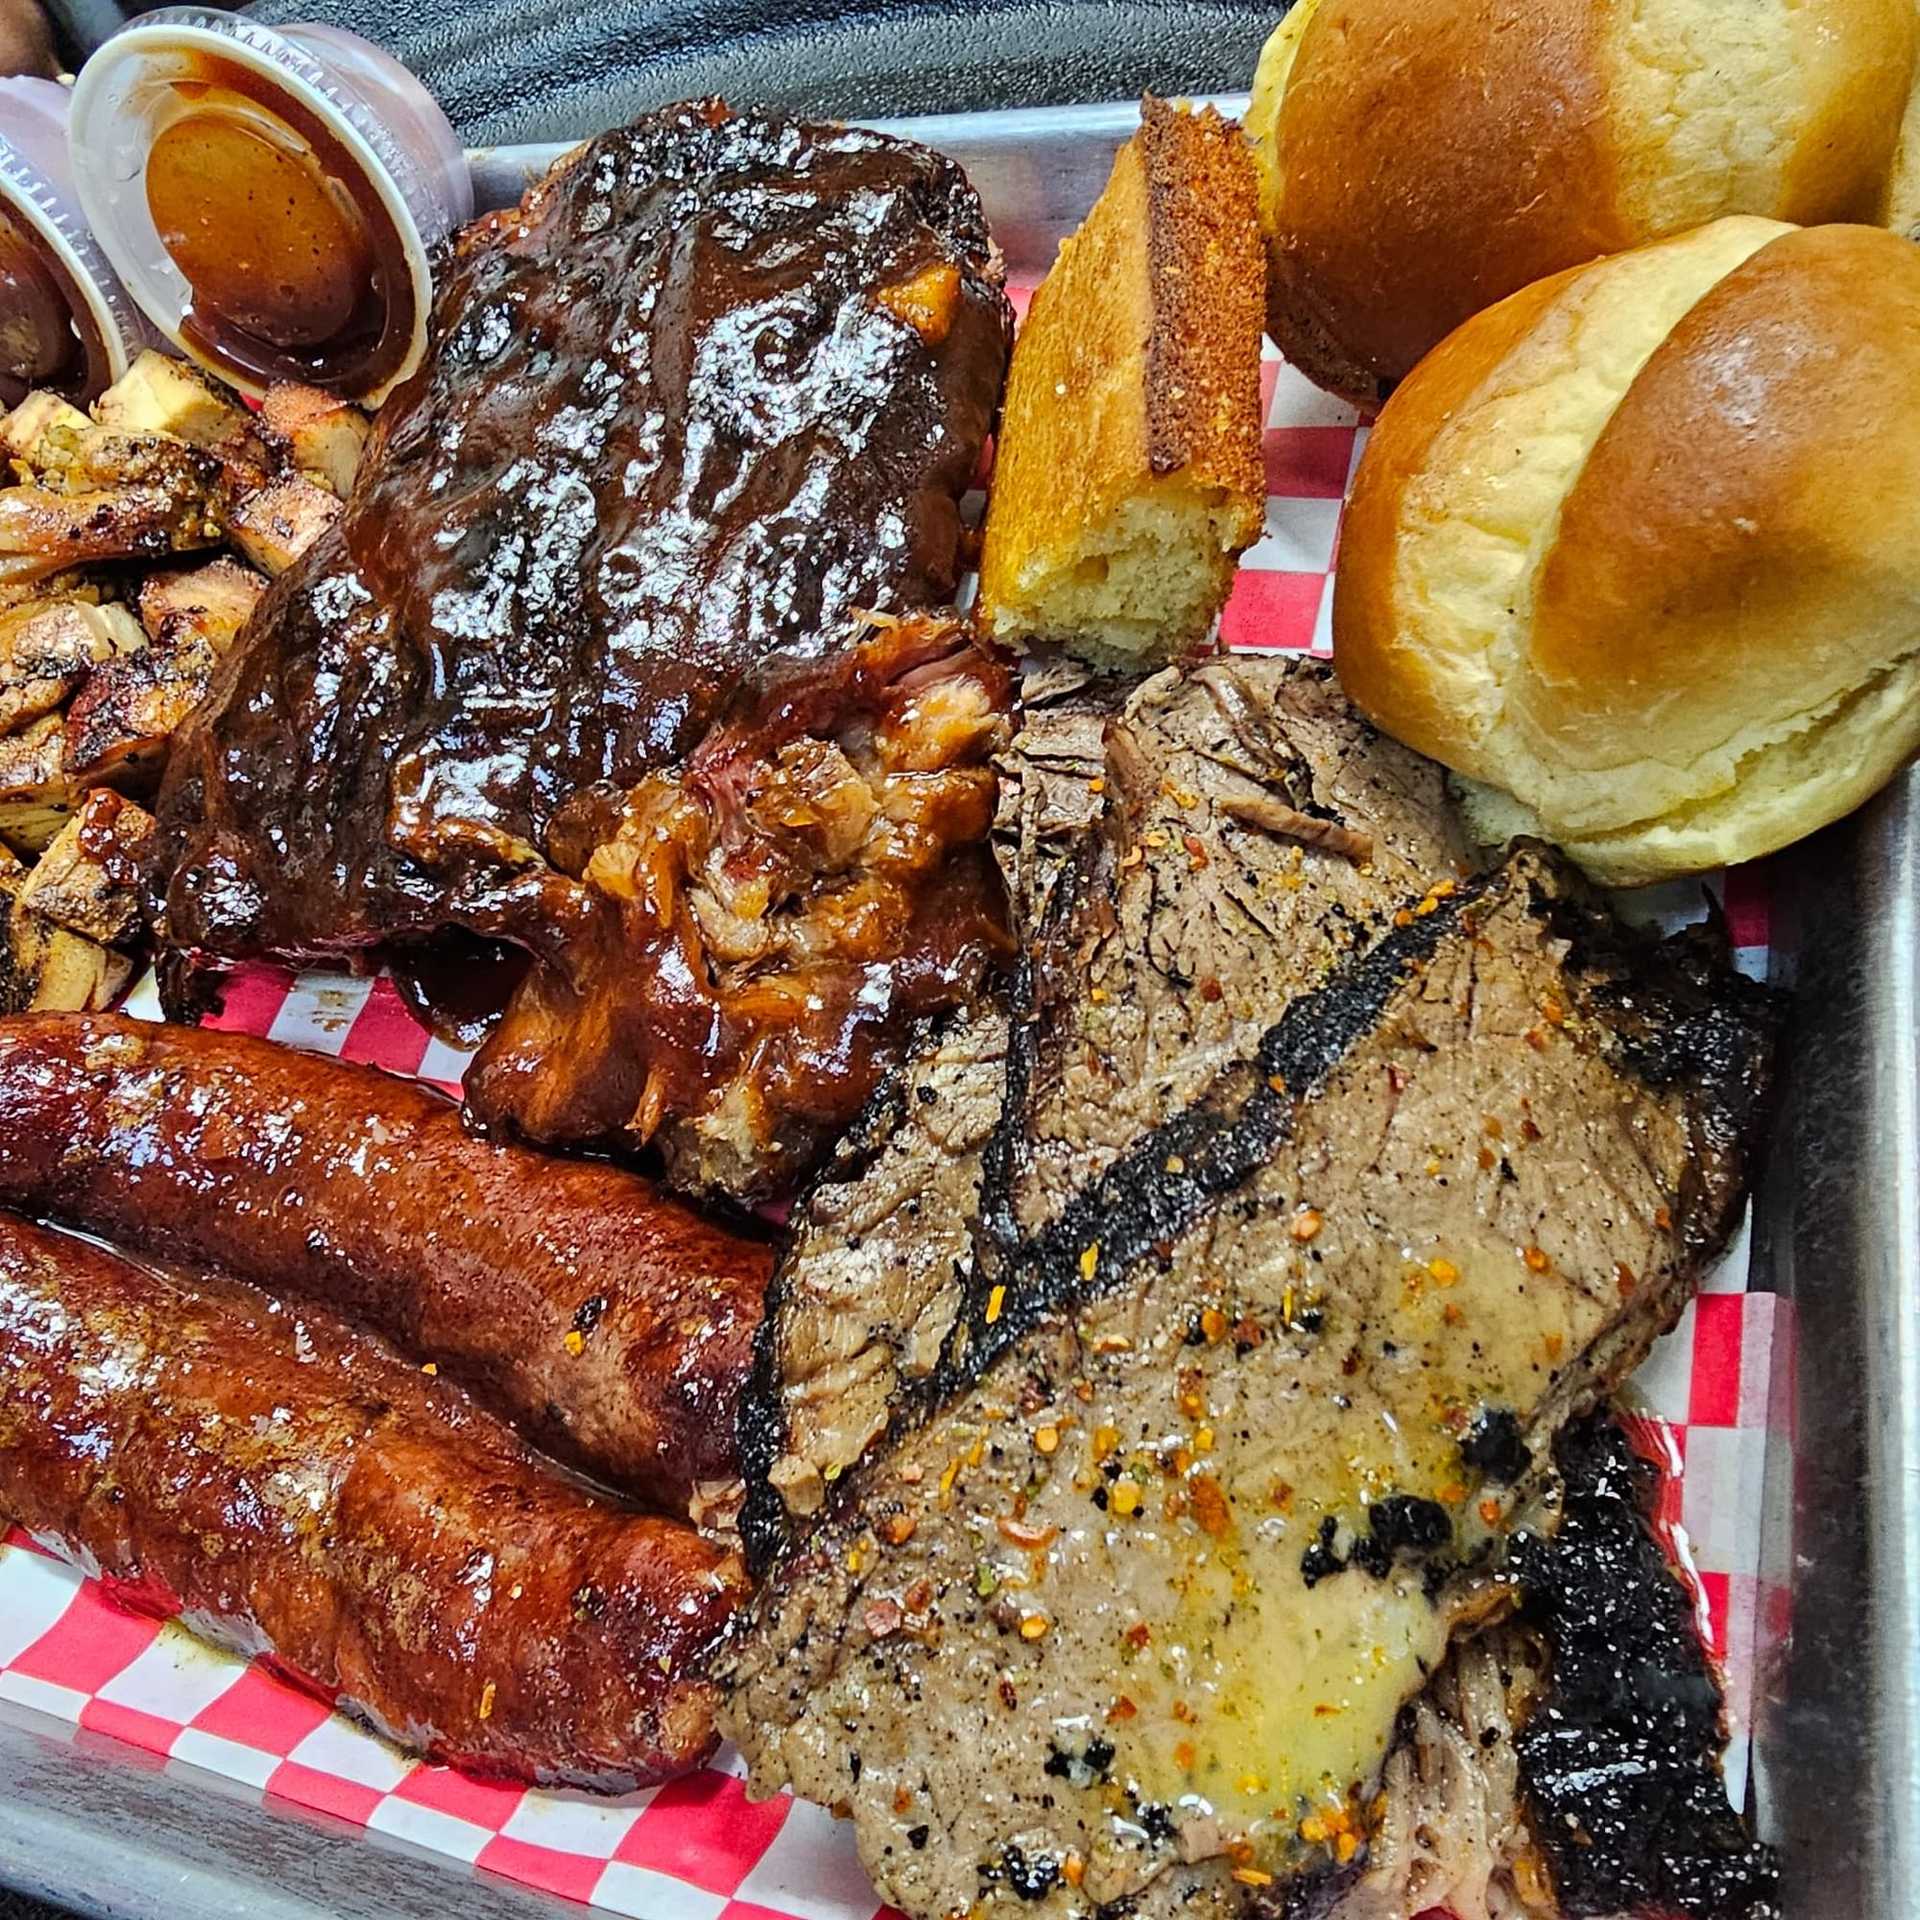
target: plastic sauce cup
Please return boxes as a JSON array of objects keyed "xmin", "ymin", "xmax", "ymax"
[
  {"xmin": 69, "ymin": 9, "xmax": 472, "ymax": 403},
  {"xmin": 0, "ymin": 76, "xmax": 161, "ymax": 409}
]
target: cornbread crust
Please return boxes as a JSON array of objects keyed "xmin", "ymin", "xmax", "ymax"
[
  {"xmin": 977, "ymin": 96, "xmax": 1263, "ymax": 669},
  {"xmin": 1137, "ymin": 102, "xmax": 1262, "ymax": 491}
]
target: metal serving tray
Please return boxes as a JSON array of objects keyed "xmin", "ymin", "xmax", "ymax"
[
  {"xmin": 0, "ymin": 92, "xmax": 1903, "ymax": 1920},
  {"xmin": 1751, "ymin": 775, "xmax": 1920, "ymax": 1920}
]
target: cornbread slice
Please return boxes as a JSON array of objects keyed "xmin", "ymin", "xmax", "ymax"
[{"xmin": 977, "ymin": 96, "xmax": 1265, "ymax": 669}]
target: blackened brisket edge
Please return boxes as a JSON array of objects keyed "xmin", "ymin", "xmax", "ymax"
[{"xmin": 1511, "ymin": 1414, "xmax": 1781, "ymax": 1920}]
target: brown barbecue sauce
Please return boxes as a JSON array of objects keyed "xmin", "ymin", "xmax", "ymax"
[
  {"xmin": 0, "ymin": 203, "xmax": 111, "ymax": 408},
  {"xmin": 143, "ymin": 53, "xmax": 413, "ymax": 395}
]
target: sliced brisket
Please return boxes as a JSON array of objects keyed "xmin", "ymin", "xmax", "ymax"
[
  {"xmin": 739, "ymin": 663, "xmax": 1114, "ymax": 1548},
  {"xmin": 1323, "ymin": 1415, "xmax": 1779, "ymax": 1920},
  {"xmin": 721, "ymin": 658, "xmax": 1775, "ymax": 1920}
]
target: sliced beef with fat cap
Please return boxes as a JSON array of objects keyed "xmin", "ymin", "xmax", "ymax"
[
  {"xmin": 722, "ymin": 658, "xmax": 1775, "ymax": 1920},
  {"xmin": 983, "ymin": 655, "xmax": 1473, "ymax": 1261}
]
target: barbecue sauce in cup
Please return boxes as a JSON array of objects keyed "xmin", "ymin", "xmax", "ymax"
[
  {"xmin": 69, "ymin": 11, "xmax": 472, "ymax": 404},
  {"xmin": 0, "ymin": 76, "xmax": 153, "ymax": 406},
  {"xmin": 0, "ymin": 203, "xmax": 109, "ymax": 407},
  {"xmin": 140, "ymin": 54, "xmax": 411, "ymax": 392}
]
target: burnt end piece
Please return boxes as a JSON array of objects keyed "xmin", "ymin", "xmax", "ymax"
[{"xmin": 1514, "ymin": 1416, "xmax": 1782, "ymax": 1920}]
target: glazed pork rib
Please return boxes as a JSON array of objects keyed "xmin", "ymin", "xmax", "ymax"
[
  {"xmin": 468, "ymin": 609, "xmax": 1013, "ymax": 1197},
  {"xmin": 722, "ymin": 658, "xmax": 1776, "ymax": 1920},
  {"xmin": 156, "ymin": 101, "xmax": 1014, "ymax": 1198}
]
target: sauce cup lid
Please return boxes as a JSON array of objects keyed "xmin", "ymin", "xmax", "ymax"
[
  {"xmin": 0, "ymin": 76, "xmax": 161, "ymax": 405},
  {"xmin": 68, "ymin": 8, "xmax": 473, "ymax": 403}
]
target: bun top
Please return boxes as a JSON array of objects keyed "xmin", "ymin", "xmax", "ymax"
[
  {"xmin": 1251, "ymin": 0, "xmax": 1919, "ymax": 406},
  {"xmin": 1333, "ymin": 218, "xmax": 1920, "ymax": 884}
]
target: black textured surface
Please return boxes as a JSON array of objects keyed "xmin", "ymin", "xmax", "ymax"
[
  {"xmin": 1513, "ymin": 1417, "xmax": 1782, "ymax": 1918},
  {"xmin": 242, "ymin": 0, "xmax": 1282, "ymax": 144}
]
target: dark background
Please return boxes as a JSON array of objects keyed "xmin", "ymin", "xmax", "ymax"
[
  {"xmin": 2, "ymin": 3, "xmax": 1279, "ymax": 1915},
  {"xmin": 42, "ymin": 0, "xmax": 1276, "ymax": 138},
  {"xmin": 247, "ymin": 0, "xmax": 1273, "ymax": 142}
]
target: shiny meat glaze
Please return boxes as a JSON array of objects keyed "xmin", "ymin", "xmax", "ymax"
[
  {"xmin": 465, "ymin": 613, "xmax": 1013, "ymax": 1199},
  {"xmin": 0, "ymin": 1214, "xmax": 746, "ymax": 1788},
  {"xmin": 0, "ymin": 1013, "xmax": 770, "ymax": 1517},
  {"xmin": 722, "ymin": 661, "xmax": 1776, "ymax": 1920},
  {"xmin": 155, "ymin": 100, "xmax": 1013, "ymax": 1197}
]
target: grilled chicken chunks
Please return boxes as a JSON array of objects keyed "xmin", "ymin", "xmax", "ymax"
[
  {"xmin": 0, "ymin": 1014, "xmax": 771, "ymax": 1516},
  {"xmin": 0, "ymin": 1213, "xmax": 745, "ymax": 1788},
  {"xmin": 723, "ymin": 659, "xmax": 1775, "ymax": 1920}
]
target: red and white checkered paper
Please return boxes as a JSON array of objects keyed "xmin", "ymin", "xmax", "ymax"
[{"xmin": 0, "ymin": 347, "xmax": 1779, "ymax": 1913}]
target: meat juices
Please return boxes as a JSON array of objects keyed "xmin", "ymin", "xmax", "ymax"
[
  {"xmin": 156, "ymin": 101, "xmax": 1015, "ymax": 1199},
  {"xmin": 723, "ymin": 659, "xmax": 1777, "ymax": 1920},
  {"xmin": 0, "ymin": 1013, "xmax": 771, "ymax": 1516},
  {"xmin": 0, "ymin": 1214, "xmax": 746, "ymax": 1788}
]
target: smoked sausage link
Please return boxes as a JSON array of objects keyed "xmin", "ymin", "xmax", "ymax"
[
  {"xmin": 0, "ymin": 1014, "xmax": 771, "ymax": 1515},
  {"xmin": 0, "ymin": 1212, "xmax": 746, "ymax": 1787}
]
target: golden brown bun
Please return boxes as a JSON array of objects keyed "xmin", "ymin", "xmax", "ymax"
[
  {"xmin": 977, "ymin": 97, "xmax": 1264, "ymax": 669},
  {"xmin": 1250, "ymin": 0, "xmax": 1919, "ymax": 408},
  {"xmin": 1334, "ymin": 219, "xmax": 1920, "ymax": 886}
]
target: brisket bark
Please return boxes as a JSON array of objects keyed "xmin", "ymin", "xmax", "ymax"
[
  {"xmin": 1507, "ymin": 1418, "xmax": 1780, "ymax": 1920},
  {"xmin": 1322, "ymin": 1415, "xmax": 1779, "ymax": 1920}
]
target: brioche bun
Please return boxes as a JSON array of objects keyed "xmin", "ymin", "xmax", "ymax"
[
  {"xmin": 1248, "ymin": 0, "xmax": 1920, "ymax": 408},
  {"xmin": 1333, "ymin": 218, "xmax": 1920, "ymax": 886}
]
